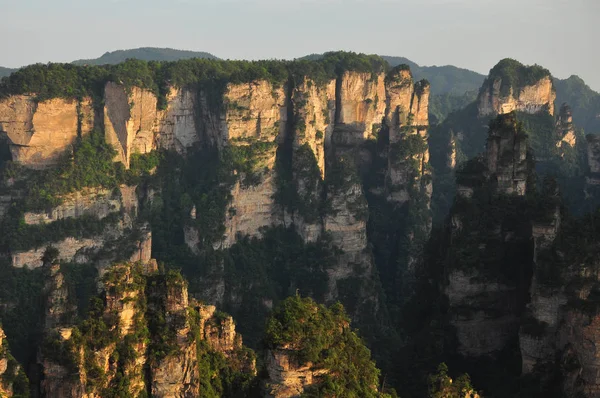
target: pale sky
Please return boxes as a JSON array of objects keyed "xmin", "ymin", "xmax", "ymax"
[{"xmin": 0, "ymin": 0, "xmax": 598, "ymax": 90}]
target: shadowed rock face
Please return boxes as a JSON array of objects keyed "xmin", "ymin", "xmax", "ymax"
[
  {"xmin": 485, "ymin": 113, "xmax": 528, "ymax": 196},
  {"xmin": 444, "ymin": 112, "xmax": 535, "ymax": 359}
]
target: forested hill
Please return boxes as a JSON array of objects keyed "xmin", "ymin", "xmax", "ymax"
[
  {"xmin": 0, "ymin": 67, "xmax": 15, "ymax": 78},
  {"xmin": 71, "ymin": 47, "xmax": 219, "ymax": 65},
  {"xmin": 554, "ymin": 74, "xmax": 600, "ymax": 134}
]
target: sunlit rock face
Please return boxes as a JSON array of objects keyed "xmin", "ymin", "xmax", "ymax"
[{"xmin": 0, "ymin": 95, "xmax": 93, "ymax": 168}]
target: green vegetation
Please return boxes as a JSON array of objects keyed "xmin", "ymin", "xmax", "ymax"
[
  {"xmin": 19, "ymin": 130, "xmax": 156, "ymax": 211},
  {"xmin": 428, "ymin": 363, "xmax": 479, "ymax": 398},
  {"xmin": 1, "ymin": 51, "xmax": 390, "ymax": 108},
  {"xmin": 265, "ymin": 295, "xmax": 394, "ymax": 397},
  {"xmin": 0, "ymin": 323, "xmax": 30, "ymax": 398},
  {"xmin": 486, "ymin": 58, "xmax": 551, "ymax": 97},
  {"xmin": 188, "ymin": 308, "xmax": 257, "ymax": 397},
  {"xmin": 0, "ymin": 259, "xmax": 46, "ymax": 367},
  {"xmin": 221, "ymin": 227, "xmax": 337, "ymax": 346},
  {"xmin": 275, "ymin": 143, "xmax": 322, "ymax": 223},
  {"xmin": 429, "ymin": 91, "xmax": 478, "ymax": 125},
  {"xmin": 554, "ymin": 75, "xmax": 600, "ymax": 136},
  {"xmin": 0, "ymin": 66, "xmax": 16, "ymax": 78}
]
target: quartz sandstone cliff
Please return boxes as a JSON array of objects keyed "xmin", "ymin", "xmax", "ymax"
[
  {"xmin": 40, "ymin": 262, "xmax": 255, "ymax": 398},
  {"xmin": 478, "ymin": 75, "xmax": 555, "ymax": 117},
  {"xmin": 0, "ymin": 95, "xmax": 93, "ymax": 168}
]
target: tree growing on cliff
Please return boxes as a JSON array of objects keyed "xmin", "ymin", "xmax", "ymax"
[
  {"xmin": 428, "ymin": 363, "xmax": 480, "ymax": 398},
  {"xmin": 264, "ymin": 295, "xmax": 395, "ymax": 397}
]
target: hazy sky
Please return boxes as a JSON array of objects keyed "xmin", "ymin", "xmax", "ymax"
[{"xmin": 1, "ymin": 0, "xmax": 598, "ymax": 90}]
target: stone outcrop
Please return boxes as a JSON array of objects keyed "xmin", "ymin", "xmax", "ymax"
[
  {"xmin": 265, "ymin": 348, "xmax": 329, "ymax": 398},
  {"xmin": 0, "ymin": 95, "xmax": 93, "ymax": 168},
  {"xmin": 291, "ymin": 77, "xmax": 335, "ymax": 178},
  {"xmin": 0, "ymin": 326, "xmax": 24, "ymax": 397},
  {"xmin": 486, "ymin": 113, "xmax": 529, "ymax": 195},
  {"xmin": 332, "ymin": 71, "xmax": 386, "ymax": 146},
  {"xmin": 23, "ymin": 185, "xmax": 137, "ymax": 225},
  {"xmin": 478, "ymin": 69, "xmax": 555, "ymax": 117},
  {"xmin": 384, "ymin": 68, "xmax": 431, "ymax": 205},
  {"xmin": 12, "ymin": 236, "xmax": 102, "ymax": 268},
  {"xmin": 384, "ymin": 67, "xmax": 429, "ymax": 143},
  {"xmin": 444, "ymin": 112, "xmax": 534, "ymax": 359},
  {"xmin": 39, "ymin": 261, "xmax": 255, "ymax": 398},
  {"xmin": 555, "ymin": 103, "xmax": 576, "ymax": 148},
  {"xmin": 323, "ymin": 173, "xmax": 370, "ymax": 300}
]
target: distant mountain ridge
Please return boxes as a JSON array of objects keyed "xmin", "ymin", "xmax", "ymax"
[
  {"xmin": 380, "ymin": 55, "xmax": 486, "ymax": 96},
  {"xmin": 71, "ymin": 47, "xmax": 219, "ymax": 65},
  {"xmin": 554, "ymin": 75, "xmax": 600, "ymax": 135},
  {"xmin": 0, "ymin": 67, "xmax": 16, "ymax": 78}
]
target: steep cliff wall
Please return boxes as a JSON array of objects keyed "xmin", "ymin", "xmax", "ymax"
[
  {"xmin": 158, "ymin": 87, "xmax": 200, "ymax": 152},
  {"xmin": 486, "ymin": 113, "xmax": 529, "ymax": 195},
  {"xmin": 104, "ymin": 82, "xmax": 160, "ymax": 167},
  {"xmin": 556, "ymin": 103, "xmax": 576, "ymax": 148},
  {"xmin": 10, "ymin": 186, "xmax": 146, "ymax": 269},
  {"xmin": 444, "ymin": 113, "xmax": 534, "ymax": 359},
  {"xmin": 332, "ymin": 71, "xmax": 385, "ymax": 146},
  {"xmin": 0, "ymin": 95, "xmax": 93, "ymax": 168},
  {"xmin": 40, "ymin": 262, "xmax": 255, "ymax": 398},
  {"xmin": 478, "ymin": 59, "xmax": 555, "ymax": 117}
]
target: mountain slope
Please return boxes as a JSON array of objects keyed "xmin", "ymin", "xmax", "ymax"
[
  {"xmin": 381, "ymin": 55, "xmax": 486, "ymax": 96},
  {"xmin": 554, "ymin": 75, "xmax": 600, "ymax": 135},
  {"xmin": 0, "ymin": 67, "xmax": 16, "ymax": 78},
  {"xmin": 71, "ymin": 47, "xmax": 218, "ymax": 65}
]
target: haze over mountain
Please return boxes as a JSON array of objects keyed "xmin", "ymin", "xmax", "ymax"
[{"xmin": 71, "ymin": 47, "xmax": 218, "ymax": 66}]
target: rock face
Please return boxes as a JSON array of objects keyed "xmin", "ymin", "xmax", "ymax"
[
  {"xmin": 292, "ymin": 77, "xmax": 336, "ymax": 178},
  {"xmin": 0, "ymin": 326, "xmax": 24, "ymax": 397},
  {"xmin": 265, "ymin": 348, "xmax": 329, "ymax": 398},
  {"xmin": 444, "ymin": 113, "xmax": 534, "ymax": 358},
  {"xmin": 556, "ymin": 103, "xmax": 576, "ymax": 148},
  {"xmin": 332, "ymin": 71, "xmax": 386, "ymax": 146},
  {"xmin": 40, "ymin": 262, "xmax": 255, "ymax": 398},
  {"xmin": 384, "ymin": 67, "xmax": 429, "ymax": 143},
  {"xmin": 478, "ymin": 59, "xmax": 555, "ymax": 117},
  {"xmin": 158, "ymin": 88, "xmax": 200, "ymax": 152},
  {"xmin": 486, "ymin": 113, "xmax": 529, "ymax": 195},
  {"xmin": 0, "ymin": 95, "xmax": 93, "ymax": 168},
  {"xmin": 447, "ymin": 269, "xmax": 521, "ymax": 357},
  {"xmin": 104, "ymin": 82, "xmax": 159, "ymax": 167},
  {"xmin": 217, "ymin": 80, "xmax": 285, "ymax": 246},
  {"xmin": 23, "ymin": 185, "xmax": 136, "ymax": 225}
]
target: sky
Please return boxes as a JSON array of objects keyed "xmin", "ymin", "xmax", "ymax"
[{"xmin": 0, "ymin": 0, "xmax": 598, "ymax": 90}]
